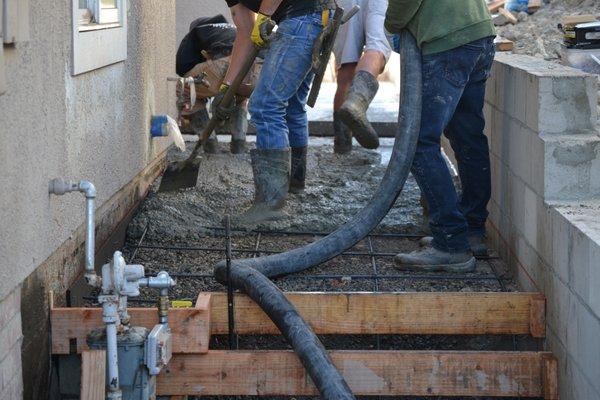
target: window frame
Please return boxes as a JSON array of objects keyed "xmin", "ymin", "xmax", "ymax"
[{"xmin": 71, "ymin": 0, "xmax": 128, "ymax": 76}]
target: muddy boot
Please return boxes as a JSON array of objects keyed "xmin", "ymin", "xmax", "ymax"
[
  {"xmin": 333, "ymin": 111, "xmax": 352, "ymax": 154},
  {"xmin": 289, "ymin": 146, "xmax": 307, "ymax": 193},
  {"xmin": 234, "ymin": 149, "xmax": 290, "ymax": 226},
  {"xmin": 230, "ymin": 139, "xmax": 247, "ymax": 154},
  {"xmin": 394, "ymin": 247, "xmax": 476, "ymax": 273},
  {"xmin": 203, "ymin": 136, "xmax": 218, "ymax": 154},
  {"xmin": 419, "ymin": 235, "xmax": 489, "ymax": 257},
  {"xmin": 338, "ymin": 70, "xmax": 380, "ymax": 150}
]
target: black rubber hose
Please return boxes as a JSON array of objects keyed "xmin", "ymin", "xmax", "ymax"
[{"xmin": 214, "ymin": 31, "xmax": 422, "ymax": 399}]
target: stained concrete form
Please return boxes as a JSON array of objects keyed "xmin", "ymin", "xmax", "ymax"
[{"xmin": 443, "ymin": 53, "xmax": 600, "ymax": 400}]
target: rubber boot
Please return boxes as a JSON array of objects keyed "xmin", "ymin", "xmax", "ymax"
[
  {"xmin": 203, "ymin": 135, "xmax": 218, "ymax": 154},
  {"xmin": 333, "ymin": 111, "xmax": 352, "ymax": 154},
  {"xmin": 394, "ymin": 246, "xmax": 476, "ymax": 273},
  {"xmin": 338, "ymin": 70, "xmax": 380, "ymax": 150},
  {"xmin": 230, "ymin": 139, "xmax": 247, "ymax": 154},
  {"xmin": 419, "ymin": 235, "xmax": 489, "ymax": 257},
  {"xmin": 289, "ymin": 147, "xmax": 307, "ymax": 194},
  {"xmin": 234, "ymin": 149, "xmax": 290, "ymax": 226}
]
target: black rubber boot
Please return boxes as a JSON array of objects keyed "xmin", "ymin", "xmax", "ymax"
[
  {"xmin": 203, "ymin": 136, "xmax": 218, "ymax": 154},
  {"xmin": 338, "ymin": 70, "xmax": 380, "ymax": 150},
  {"xmin": 235, "ymin": 149, "xmax": 290, "ymax": 226},
  {"xmin": 333, "ymin": 111, "xmax": 352, "ymax": 154},
  {"xmin": 230, "ymin": 139, "xmax": 247, "ymax": 154},
  {"xmin": 394, "ymin": 247, "xmax": 476, "ymax": 273},
  {"xmin": 289, "ymin": 147, "xmax": 307, "ymax": 193}
]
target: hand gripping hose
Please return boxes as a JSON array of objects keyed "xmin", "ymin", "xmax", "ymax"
[{"xmin": 214, "ymin": 31, "xmax": 422, "ymax": 399}]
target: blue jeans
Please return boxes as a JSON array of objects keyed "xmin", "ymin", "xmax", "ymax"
[
  {"xmin": 412, "ymin": 37, "xmax": 495, "ymax": 253},
  {"xmin": 249, "ymin": 13, "xmax": 324, "ymax": 150}
]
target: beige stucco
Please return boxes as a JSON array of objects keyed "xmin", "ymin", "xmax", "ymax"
[
  {"xmin": 0, "ymin": 0, "xmax": 176, "ymax": 302},
  {"xmin": 176, "ymin": 0, "xmax": 232, "ymax": 45}
]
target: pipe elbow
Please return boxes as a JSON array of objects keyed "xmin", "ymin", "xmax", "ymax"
[{"xmin": 78, "ymin": 180, "xmax": 97, "ymax": 198}]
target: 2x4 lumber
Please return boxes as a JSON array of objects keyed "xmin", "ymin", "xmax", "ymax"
[
  {"xmin": 157, "ymin": 350, "xmax": 557, "ymax": 398},
  {"xmin": 80, "ymin": 350, "xmax": 105, "ymax": 400},
  {"xmin": 51, "ymin": 294, "xmax": 211, "ymax": 355},
  {"xmin": 488, "ymin": 0, "xmax": 506, "ymax": 13},
  {"xmin": 209, "ymin": 292, "xmax": 546, "ymax": 337}
]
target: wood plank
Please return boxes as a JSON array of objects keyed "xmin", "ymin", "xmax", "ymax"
[
  {"xmin": 495, "ymin": 36, "xmax": 514, "ymax": 52},
  {"xmin": 51, "ymin": 294, "xmax": 211, "ymax": 355},
  {"xmin": 498, "ymin": 8, "xmax": 518, "ymax": 25},
  {"xmin": 81, "ymin": 350, "xmax": 105, "ymax": 400},
  {"xmin": 542, "ymin": 354, "xmax": 559, "ymax": 400},
  {"xmin": 157, "ymin": 350, "xmax": 553, "ymax": 397},
  {"xmin": 488, "ymin": 0, "xmax": 506, "ymax": 13},
  {"xmin": 530, "ymin": 294, "xmax": 546, "ymax": 338},
  {"xmin": 209, "ymin": 292, "xmax": 546, "ymax": 337}
]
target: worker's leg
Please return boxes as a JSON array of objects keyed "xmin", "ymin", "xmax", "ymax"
[
  {"xmin": 332, "ymin": 0, "xmax": 363, "ymax": 154},
  {"xmin": 286, "ymin": 73, "xmax": 313, "ymax": 193},
  {"xmin": 395, "ymin": 41, "xmax": 491, "ymax": 272},
  {"xmin": 338, "ymin": 0, "xmax": 392, "ymax": 150},
  {"xmin": 238, "ymin": 13, "xmax": 323, "ymax": 225},
  {"xmin": 444, "ymin": 38, "xmax": 495, "ymax": 252},
  {"xmin": 333, "ymin": 64, "xmax": 356, "ymax": 154}
]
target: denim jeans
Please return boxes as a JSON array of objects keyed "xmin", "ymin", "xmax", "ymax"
[
  {"xmin": 249, "ymin": 13, "xmax": 324, "ymax": 150},
  {"xmin": 412, "ymin": 37, "xmax": 495, "ymax": 253}
]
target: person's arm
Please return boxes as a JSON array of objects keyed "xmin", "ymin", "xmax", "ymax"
[
  {"xmin": 257, "ymin": 0, "xmax": 283, "ymax": 16},
  {"xmin": 223, "ymin": 3, "xmax": 256, "ymax": 85},
  {"xmin": 384, "ymin": 0, "xmax": 422, "ymax": 33}
]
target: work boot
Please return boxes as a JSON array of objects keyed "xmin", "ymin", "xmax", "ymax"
[
  {"xmin": 394, "ymin": 247, "xmax": 476, "ymax": 273},
  {"xmin": 289, "ymin": 146, "xmax": 307, "ymax": 193},
  {"xmin": 203, "ymin": 137, "xmax": 218, "ymax": 154},
  {"xmin": 234, "ymin": 149, "xmax": 290, "ymax": 226},
  {"xmin": 419, "ymin": 235, "xmax": 489, "ymax": 257},
  {"xmin": 333, "ymin": 111, "xmax": 352, "ymax": 154},
  {"xmin": 230, "ymin": 139, "xmax": 247, "ymax": 154},
  {"xmin": 338, "ymin": 70, "xmax": 380, "ymax": 150}
]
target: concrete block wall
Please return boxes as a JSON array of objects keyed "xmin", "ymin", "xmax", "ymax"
[
  {"xmin": 0, "ymin": 287, "xmax": 23, "ymax": 399},
  {"xmin": 480, "ymin": 53, "xmax": 600, "ymax": 399}
]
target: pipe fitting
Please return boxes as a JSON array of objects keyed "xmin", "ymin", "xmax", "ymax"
[{"xmin": 78, "ymin": 180, "xmax": 97, "ymax": 198}]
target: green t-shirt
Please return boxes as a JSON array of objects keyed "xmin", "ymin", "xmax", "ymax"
[{"xmin": 385, "ymin": 0, "xmax": 496, "ymax": 55}]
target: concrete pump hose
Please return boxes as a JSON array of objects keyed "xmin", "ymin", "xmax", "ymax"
[{"xmin": 214, "ymin": 31, "xmax": 422, "ymax": 400}]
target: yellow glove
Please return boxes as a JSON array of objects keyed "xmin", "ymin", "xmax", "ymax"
[{"xmin": 251, "ymin": 12, "xmax": 274, "ymax": 47}]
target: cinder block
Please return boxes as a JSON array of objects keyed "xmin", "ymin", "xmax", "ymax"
[
  {"xmin": 589, "ymin": 241, "xmax": 600, "ymax": 318},
  {"xmin": 525, "ymin": 73, "xmax": 540, "ymax": 132},
  {"xmin": 543, "ymin": 133, "xmax": 600, "ymax": 201},
  {"xmin": 529, "ymin": 133, "xmax": 546, "ymax": 197},
  {"xmin": 0, "ymin": 340, "xmax": 22, "ymax": 390},
  {"xmin": 544, "ymin": 271, "xmax": 571, "ymax": 346},
  {"xmin": 566, "ymin": 298, "xmax": 600, "ymax": 395},
  {"xmin": 0, "ymin": 373, "xmax": 23, "ymax": 400},
  {"xmin": 0, "ymin": 287, "xmax": 20, "ymax": 328},
  {"xmin": 0, "ymin": 313, "xmax": 22, "ymax": 358},
  {"xmin": 538, "ymin": 76, "xmax": 597, "ymax": 135},
  {"xmin": 522, "ymin": 184, "xmax": 539, "ymax": 248},
  {"xmin": 551, "ymin": 208, "xmax": 571, "ymax": 283}
]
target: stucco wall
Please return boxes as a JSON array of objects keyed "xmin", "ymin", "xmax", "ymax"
[
  {"xmin": 176, "ymin": 0, "xmax": 231, "ymax": 44},
  {"xmin": 0, "ymin": 0, "xmax": 175, "ymax": 303}
]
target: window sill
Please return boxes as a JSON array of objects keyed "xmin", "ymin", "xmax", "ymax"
[{"xmin": 79, "ymin": 23, "xmax": 122, "ymax": 32}]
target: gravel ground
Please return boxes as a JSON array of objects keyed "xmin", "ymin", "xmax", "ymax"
[{"xmin": 495, "ymin": 0, "xmax": 600, "ymax": 127}]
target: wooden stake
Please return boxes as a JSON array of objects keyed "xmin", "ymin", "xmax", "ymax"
[{"xmin": 81, "ymin": 350, "xmax": 105, "ymax": 400}]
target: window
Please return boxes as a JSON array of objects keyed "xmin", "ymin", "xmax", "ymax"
[
  {"xmin": 71, "ymin": 0, "xmax": 127, "ymax": 75},
  {"xmin": 77, "ymin": 0, "xmax": 124, "ymax": 32}
]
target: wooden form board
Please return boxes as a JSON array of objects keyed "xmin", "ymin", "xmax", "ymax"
[
  {"xmin": 488, "ymin": 0, "xmax": 506, "ymax": 13},
  {"xmin": 81, "ymin": 350, "xmax": 105, "ymax": 400},
  {"xmin": 210, "ymin": 292, "xmax": 546, "ymax": 337},
  {"xmin": 157, "ymin": 350, "xmax": 559, "ymax": 398},
  {"xmin": 51, "ymin": 294, "xmax": 211, "ymax": 355}
]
